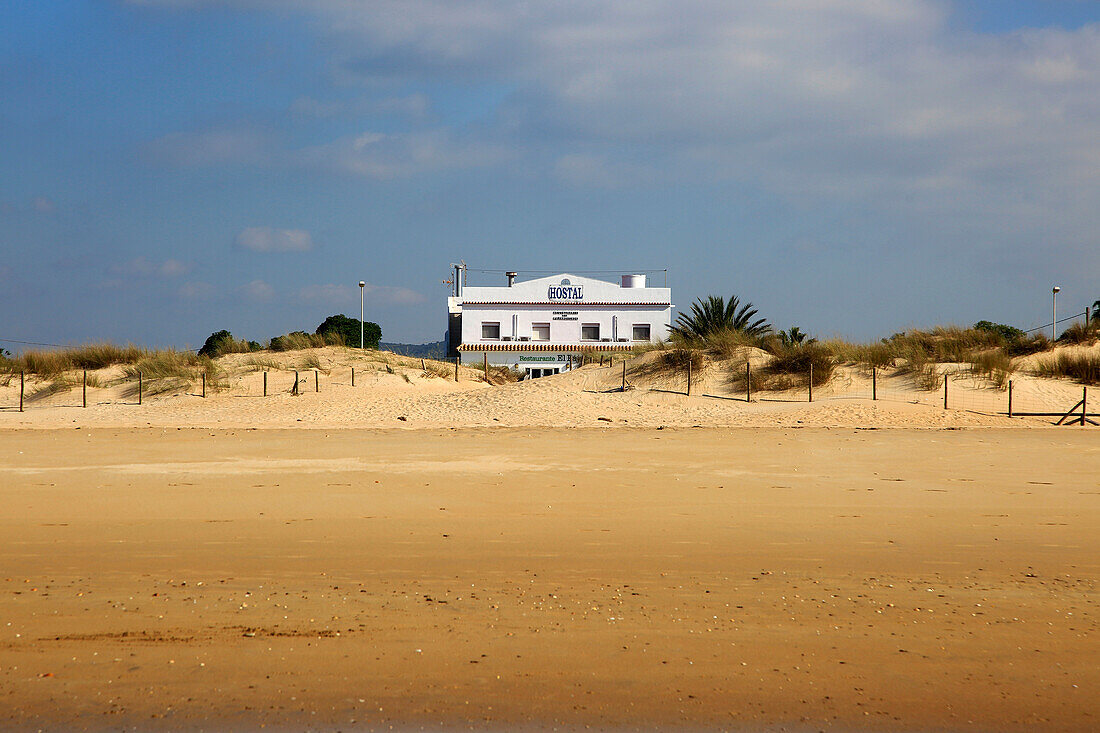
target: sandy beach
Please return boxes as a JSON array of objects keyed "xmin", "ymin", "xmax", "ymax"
[{"xmin": 1, "ymin": 424, "xmax": 1097, "ymax": 731}]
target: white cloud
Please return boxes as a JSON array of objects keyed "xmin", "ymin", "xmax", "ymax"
[
  {"xmin": 235, "ymin": 227, "xmax": 315, "ymax": 252},
  {"xmin": 177, "ymin": 281, "xmax": 214, "ymax": 299},
  {"xmin": 112, "ymin": 257, "xmax": 193, "ymax": 278},
  {"xmin": 241, "ymin": 279, "xmax": 276, "ymax": 301},
  {"xmin": 298, "ymin": 282, "xmax": 425, "ymax": 306},
  {"xmin": 132, "ymin": 1, "xmax": 1100, "ymax": 248}
]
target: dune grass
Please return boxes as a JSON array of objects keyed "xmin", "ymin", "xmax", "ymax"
[
  {"xmin": 5, "ymin": 343, "xmax": 148, "ymax": 378},
  {"xmin": 968, "ymin": 350, "xmax": 1015, "ymax": 389},
  {"xmin": 1030, "ymin": 352, "xmax": 1100, "ymax": 385}
]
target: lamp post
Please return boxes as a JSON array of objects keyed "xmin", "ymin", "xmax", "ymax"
[
  {"xmin": 359, "ymin": 281, "xmax": 366, "ymax": 349},
  {"xmin": 1052, "ymin": 286, "xmax": 1060, "ymax": 342}
]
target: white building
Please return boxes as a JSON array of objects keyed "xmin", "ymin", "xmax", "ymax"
[{"xmin": 447, "ymin": 271, "xmax": 672, "ymax": 378}]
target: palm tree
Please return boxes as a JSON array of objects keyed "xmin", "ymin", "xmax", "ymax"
[
  {"xmin": 777, "ymin": 326, "xmax": 815, "ymax": 347},
  {"xmin": 671, "ymin": 295, "xmax": 771, "ymax": 340},
  {"xmin": 1092, "ymin": 300, "xmax": 1100, "ymax": 324}
]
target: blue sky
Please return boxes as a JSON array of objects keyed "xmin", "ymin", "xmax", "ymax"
[{"xmin": 2, "ymin": 0, "xmax": 1099, "ymax": 349}]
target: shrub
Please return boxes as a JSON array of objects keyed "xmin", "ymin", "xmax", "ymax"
[
  {"xmin": 316, "ymin": 314, "xmax": 381, "ymax": 349},
  {"xmin": 762, "ymin": 343, "xmax": 834, "ymax": 388},
  {"xmin": 974, "ymin": 320, "xmax": 1025, "ymax": 342},
  {"xmin": 198, "ymin": 330, "xmax": 253, "ymax": 358},
  {"xmin": 1057, "ymin": 322, "xmax": 1098, "ymax": 345},
  {"xmin": 1004, "ymin": 333, "xmax": 1050, "ymax": 356}
]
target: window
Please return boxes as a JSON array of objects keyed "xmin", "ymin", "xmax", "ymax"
[
  {"xmin": 532, "ymin": 323, "xmax": 550, "ymax": 341},
  {"xmin": 581, "ymin": 324, "xmax": 600, "ymax": 341},
  {"xmin": 481, "ymin": 322, "xmax": 500, "ymax": 339},
  {"xmin": 632, "ymin": 324, "xmax": 651, "ymax": 341}
]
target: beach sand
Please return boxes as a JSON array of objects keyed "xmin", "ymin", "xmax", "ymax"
[{"xmin": 1, "ymin": 426, "xmax": 1097, "ymax": 731}]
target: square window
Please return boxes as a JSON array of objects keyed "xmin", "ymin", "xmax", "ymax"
[
  {"xmin": 532, "ymin": 323, "xmax": 550, "ymax": 341},
  {"xmin": 632, "ymin": 324, "xmax": 651, "ymax": 341},
  {"xmin": 581, "ymin": 324, "xmax": 600, "ymax": 340},
  {"xmin": 481, "ymin": 322, "xmax": 500, "ymax": 339}
]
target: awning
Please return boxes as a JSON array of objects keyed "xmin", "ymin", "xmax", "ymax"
[{"xmin": 458, "ymin": 343, "xmax": 636, "ymax": 352}]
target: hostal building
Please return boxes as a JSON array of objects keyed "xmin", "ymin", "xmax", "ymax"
[{"xmin": 447, "ymin": 271, "xmax": 672, "ymax": 378}]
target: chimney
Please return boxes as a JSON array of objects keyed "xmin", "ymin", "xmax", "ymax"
[{"xmin": 506, "ymin": 271, "xmax": 517, "ymax": 287}]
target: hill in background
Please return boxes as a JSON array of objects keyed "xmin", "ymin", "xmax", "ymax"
[{"xmin": 379, "ymin": 340, "xmax": 447, "ymax": 359}]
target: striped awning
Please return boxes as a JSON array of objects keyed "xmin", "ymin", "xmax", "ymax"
[
  {"xmin": 461, "ymin": 301, "xmax": 671, "ymax": 306},
  {"xmin": 458, "ymin": 342, "xmax": 636, "ymax": 352}
]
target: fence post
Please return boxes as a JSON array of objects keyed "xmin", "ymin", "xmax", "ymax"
[
  {"xmin": 292, "ymin": 370, "xmax": 299, "ymax": 396},
  {"xmin": 621, "ymin": 360, "xmax": 626, "ymax": 391},
  {"xmin": 351, "ymin": 367, "xmax": 354, "ymax": 387},
  {"xmin": 202, "ymin": 372, "xmax": 206, "ymax": 398},
  {"xmin": 19, "ymin": 371, "xmax": 24, "ymax": 412},
  {"xmin": 1007, "ymin": 380, "xmax": 1013, "ymax": 418},
  {"xmin": 483, "ymin": 353, "xmax": 488, "ymax": 381},
  {"xmin": 421, "ymin": 358, "xmax": 426, "ymax": 371},
  {"xmin": 872, "ymin": 367, "xmax": 877, "ymax": 401},
  {"xmin": 315, "ymin": 369, "xmax": 319, "ymax": 393},
  {"xmin": 138, "ymin": 371, "xmax": 142, "ymax": 405},
  {"xmin": 83, "ymin": 370, "xmax": 87, "ymax": 408},
  {"xmin": 808, "ymin": 364, "xmax": 813, "ymax": 403},
  {"xmin": 943, "ymin": 373, "xmax": 948, "ymax": 410},
  {"xmin": 1082, "ymin": 386, "xmax": 1088, "ymax": 427},
  {"xmin": 264, "ymin": 371, "xmax": 268, "ymax": 396},
  {"xmin": 454, "ymin": 357, "xmax": 459, "ymax": 382},
  {"xmin": 746, "ymin": 362, "xmax": 751, "ymax": 403},
  {"xmin": 686, "ymin": 358, "xmax": 692, "ymax": 396}
]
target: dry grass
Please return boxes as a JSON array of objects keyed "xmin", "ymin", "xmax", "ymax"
[
  {"xmin": 5, "ymin": 343, "xmax": 148, "ymax": 378},
  {"xmin": 761, "ymin": 343, "xmax": 835, "ymax": 389},
  {"xmin": 1057, "ymin": 323, "xmax": 1099, "ymax": 346},
  {"xmin": 968, "ymin": 350, "xmax": 1015, "ymax": 389},
  {"xmin": 26, "ymin": 377, "xmax": 78, "ymax": 403},
  {"xmin": 270, "ymin": 332, "xmax": 343, "ymax": 351},
  {"xmin": 1030, "ymin": 353, "xmax": 1100, "ymax": 385}
]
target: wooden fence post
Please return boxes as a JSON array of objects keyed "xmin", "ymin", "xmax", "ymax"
[
  {"xmin": 483, "ymin": 353, "xmax": 488, "ymax": 381},
  {"xmin": 83, "ymin": 370, "xmax": 87, "ymax": 408},
  {"xmin": 138, "ymin": 371, "xmax": 142, "ymax": 405},
  {"xmin": 943, "ymin": 373, "xmax": 948, "ymax": 410},
  {"xmin": 808, "ymin": 364, "xmax": 813, "ymax": 403},
  {"xmin": 202, "ymin": 372, "xmax": 206, "ymax": 398},
  {"xmin": 621, "ymin": 360, "xmax": 626, "ymax": 391},
  {"xmin": 1007, "ymin": 380, "xmax": 1013, "ymax": 418},
  {"xmin": 19, "ymin": 371, "xmax": 24, "ymax": 412},
  {"xmin": 872, "ymin": 367, "xmax": 877, "ymax": 401},
  {"xmin": 315, "ymin": 369, "xmax": 319, "ymax": 392},
  {"xmin": 264, "ymin": 371, "xmax": 268, "ymax": 396},
  {"xmin": 686, "ymin": 358, "xmax": 692, "ymax": 396},
  {"xmin": 746, "ymin": 362, "xmax": 751, "ymax": 403},
  {"xmin": 351, "ymin": 367, "xmax": 354, "ymax": 387},
  {"xmin": 421, "ymin": 358, "xmax": 426, "ymax": 371},
  {"xmin": 292, "ymin": 370, "xmax": 299, "ymax": 396},
  {"xmin": 454, "ymin": 357, "xmax": 459, "ymax": 382},
  {"xmin": 1082, "ymin": 386, "xmax": 1088, "ymax": 427}
]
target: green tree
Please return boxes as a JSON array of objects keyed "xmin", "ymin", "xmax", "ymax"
[
  {"xmin": 316, "ymin": 314, "xmax": 381, "ymax": 349},
  {"xmin": 198, "ymin": 330, "xmax": 235, "ymax": 358},
  {"xmin": 974, "ymin": 320, "xmax": 1025, "ymax": 342},
  {"xmin": 671, "ymin": 295, "xmax": 771, "ymax": 340}
]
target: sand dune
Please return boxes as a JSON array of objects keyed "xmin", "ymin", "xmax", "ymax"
[{"xmin": 1, "ymin": 345, "xmax": 1095, "ymax": 430}]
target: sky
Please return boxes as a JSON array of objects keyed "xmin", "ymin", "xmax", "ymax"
[{"xmin": 2, "ymin": 0, "xmax": 1099, "ymax": 349}]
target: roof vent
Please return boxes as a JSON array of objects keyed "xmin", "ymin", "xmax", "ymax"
[{"xmin": 506, "ymin": 271, "xmax": 517, "ymax": 287}]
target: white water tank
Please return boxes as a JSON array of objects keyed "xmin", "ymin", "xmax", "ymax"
[{"xmin": 621, "ymin": 274, "xmax": 646, "ymax": 288}]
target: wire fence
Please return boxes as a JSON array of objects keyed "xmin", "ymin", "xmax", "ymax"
[{"xmin": 3, "ymin": 359, "xmax": 1096, "ymax": 426}]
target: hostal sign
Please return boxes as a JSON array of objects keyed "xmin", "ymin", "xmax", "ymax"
[{"xmin": 547, "ymin": 278, "xmax": 583, "ymax": 301}]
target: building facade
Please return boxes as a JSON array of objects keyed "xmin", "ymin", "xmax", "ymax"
[{"xmin": 447, "ymin": 272, "xmax": 672, "ymax": 377}]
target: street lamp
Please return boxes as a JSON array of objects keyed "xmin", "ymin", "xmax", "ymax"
[
  {"xmin": 1052, "ymin": 286, "xmax": 1061, "ymax": 342},
  {"xmin": 359, "ymin": 281, "xmax": 366, "ymax": 349}
]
